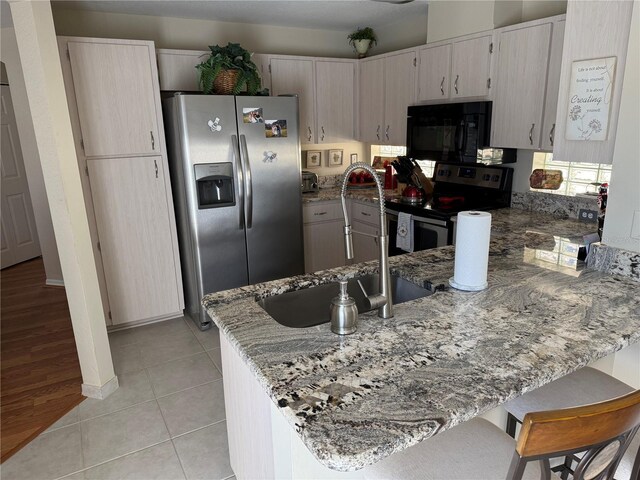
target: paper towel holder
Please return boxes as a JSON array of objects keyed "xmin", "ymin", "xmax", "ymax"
[{"xmin": 449, "ymin": 211, "xmax": 491, "ymax": 291}]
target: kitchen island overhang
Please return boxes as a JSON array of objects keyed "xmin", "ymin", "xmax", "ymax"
[{"xmin": 203, "ymin": 208, "xmax": 640, "ymax": 476}]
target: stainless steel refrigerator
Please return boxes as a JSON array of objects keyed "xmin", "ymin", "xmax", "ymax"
[{"xmin": 163, "ymin": 94, "xmax": 304, "ymax": 330}]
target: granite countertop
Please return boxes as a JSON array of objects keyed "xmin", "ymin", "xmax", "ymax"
[
  {"xmin": 202, "ymin": 208, "xmax": 640, "ymax": 472},
  {"xmin": 302, "ymin": 187, "xmax": 400, "ymax": 204}
]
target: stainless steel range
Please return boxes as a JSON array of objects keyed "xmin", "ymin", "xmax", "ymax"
[{"xmin": 385, "ymin": 162, "xmax": 513, "ymax": 255}]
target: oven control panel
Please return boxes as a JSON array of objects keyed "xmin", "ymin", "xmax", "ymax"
[{"xmin": 434, "ymin": 163, "xmax": 507, "ymax": 189}]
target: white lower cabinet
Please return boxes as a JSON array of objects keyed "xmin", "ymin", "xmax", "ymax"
[
  {"xmin": 303, "ymin": 200, "xmax": 346, "ymax": 273},
  {"xmin": 87, "ymin": 157, "xmax": 183, "ymax": 325}
]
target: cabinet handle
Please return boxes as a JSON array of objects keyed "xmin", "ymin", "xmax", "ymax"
[
  {"xmin": 154, "ymin": 159, "xmax": 158, "ymax": 178},
  {"xmin": 321, "ymin": 126, "xmax": 325, "ymax": 141},
  {"xmin": 454, "ymin": 75, "xmax": 459, "ymax": 95},
  {"xmin": 374, "ymin": 231, "xmax": 378, "ymax": 245},
  {"xmin": 361, "ymin": 211, "xmax": 372, "ymax": 216},
  {"xmin": 440, "ymin": 77, "xmax": 445, "ymax": 95},
  {"xmin": 307, "ymin": 126, "xmax": 312, "ymax": 141},
  {"xmin": 385, "ymin": 125, "xmax": 390, "ymax": 141},
  {"xmin": 529, "ymin": 123, "xmax": 535, "ymax": 145},
  {"xmin": 376, "ymin": 125, "xmax": 380, "ymax": 141},
  {"xmin": 150, "ymin": 131, "xmax": 155, "ymax": 150},
  {"xmin": 549, "ymin": 123, "xmax": 555, "ymax": 146},
  {"xmin": 313, "ymin": 211, "xmax": 327, "ymax": 216}
]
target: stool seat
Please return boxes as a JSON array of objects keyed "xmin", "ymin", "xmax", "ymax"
[
  {"xmin": 363, "ymin": 418, "xmax": 558, "ymax": 480},
  {"xmin": 504, "ymin": 367, "xmax": 634, "ymax": 422}
]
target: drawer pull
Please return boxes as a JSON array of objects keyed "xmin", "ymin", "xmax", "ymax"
[
  {"xmin": 314, "ymin": 211, "xmax": 327, "ymax": 216},
  {"xmin": 361, "ymin": 211, "xmax": 372, "ymax": 216}
]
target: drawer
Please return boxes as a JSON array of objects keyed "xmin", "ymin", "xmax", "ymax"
[
  {"xmin": 303, "ymin": 201, "xmax": 343, "ymax": 224},
  {"xmin": 351, "ymin": 201, "xmax": 379, "ymax": 225}
]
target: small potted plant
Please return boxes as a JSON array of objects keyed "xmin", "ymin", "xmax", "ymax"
[
  {"xmin": 196, "ymin": 42, "xmax": 262, "ymax": 95},
  {"xmin": 348, "ymin": 27, "xmax": 377, "ymax": 58}
]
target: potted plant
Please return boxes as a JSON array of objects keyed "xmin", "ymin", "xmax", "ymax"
[
  {"xmin": 196, "ymin": 42, "xmax": 262, "ymax": 95},
  {"xmin": 348, "ymin": 27, "xmax": 377, "ymax": 58}
]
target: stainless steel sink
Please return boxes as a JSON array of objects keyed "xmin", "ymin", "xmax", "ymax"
[{"xmin": 258, "ymin": 274, "xmax": 432, "ymax": 328}]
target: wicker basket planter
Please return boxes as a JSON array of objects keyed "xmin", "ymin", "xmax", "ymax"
[{"xmin": 213, "ymin": 69, "xmax": 240, "ymax": 95}]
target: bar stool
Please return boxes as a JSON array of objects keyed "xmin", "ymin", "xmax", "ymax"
[
  {"xmin": 363, "ymin": 390, "xmax": 640, "ymax": 480},
  {"xmin": 503, "ymin": 367, "xmax": 638, "ymax": 479}
]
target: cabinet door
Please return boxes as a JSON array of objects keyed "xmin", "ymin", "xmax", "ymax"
[
  {"xmin": 87, "ymin": 157, "xmax": 182, "ymax": 324},
  {"xmin": 450, "ymin": 35, "xmax": 493, "ymax": 99},
  {"xmin": 68, "ymin": 41, "xmax": 159, "ymax": 157},
  {"xmin": 491, "ymin": 24, "xmax": 552, "ymax": 149},
  {"xmin": 315, "ymin": 60, "xmax": 355, "ymax": 143},
  {"xmin": 270, "ymin": 58, "xmax": 315, "ymax": 144},
  {"xmin": 156, "ymin": 49, "xmax": 208, "ymax": 92},
  {"xmin": 384, "ymin": 51, "xmax": 417, "ymax": 145},
  {"xmin": 418, "ymin": 44, "xmax": 451, "ymax": 102},
  {"xmin": 252, "ymin": 54, "xmax": 271, "ymax": 93},
  {"xmin": 303, "ymin": 221, "xmax": 346, "ymax": 273},
  {"xmin": 540, "ymin": 20, "xmax": 565, "ymax": 151},
  {"xmin": 358, "ymin": 58, "xmax": 385, "ymax": 143},
  {"xmin": 352, "ymin": 221, "xmax": 378, "ymax": 264}
]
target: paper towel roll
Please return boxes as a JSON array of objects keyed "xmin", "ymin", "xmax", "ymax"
[{"xmin": 449, "ymin": 211, "xmax": 492, "ymax": 291}]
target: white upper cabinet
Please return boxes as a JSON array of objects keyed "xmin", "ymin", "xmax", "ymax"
[
  {"xmin": 358, "ymin": 57, "xmax": 385, "ymax": 143},
  {"xmin": 552, "ymin": 1, "xmax": 633, "ymax": 164},
  {"xmin": 450, "ymin": 35, "xmax": 493, "ymax": 99},
  {"xmin": 491, "ymin": 23, "xmax": 552, "ymax": 149},
  {"xmin": 269, "ymin": 57, "xmax": 316, "ymax": 143},
  {"xmin": 417, "ymin": 44, "xmax": 451, "ymax": 102},
  {"xmin": 156, "ymin": 49, "xmax": 271, "ymax": 93},
  {"xmin": 68, "ymin": 41, "xmax": 160, "ymax": 158},
  {"xmin": 540, "ymin": 20, "xmax": 565, "ymax": 151},
  {"xmin": 315, "ymin": 60, "xmax": 356, "ymax": 143},
  {"xmin": 384, "ymin": 51, "xmax": 417, "ymax": 145},
  {"xmin": 269, "ymin": 56, "xmax": 356, "ymax": 144},
  {"xmin": 358, "ymin": 50, "xmax": 416, "ymax": 145}
]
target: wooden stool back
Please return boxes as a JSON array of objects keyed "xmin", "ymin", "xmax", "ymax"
[{"xmin": 508, "ymin": 389, "xmax": 640, "ymax": 480}]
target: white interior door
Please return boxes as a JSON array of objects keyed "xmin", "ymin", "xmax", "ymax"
[{"xmin": 1, "ymin": 84, "xmax": 41, "ymax": 269}]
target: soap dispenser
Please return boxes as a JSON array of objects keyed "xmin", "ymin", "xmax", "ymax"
[{"xmin": 330, "ymin": 281, "xmax": 358, "ymax": 335}]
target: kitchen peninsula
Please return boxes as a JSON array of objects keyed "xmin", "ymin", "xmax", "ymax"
[{"xmin": 203, "ymin": 207, "xmax": 640, "ymax": 479}]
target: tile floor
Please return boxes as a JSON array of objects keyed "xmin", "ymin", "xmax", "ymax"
[{"xmin": 2, "ymin": 317, "xmax": 235, "ymax": 480}]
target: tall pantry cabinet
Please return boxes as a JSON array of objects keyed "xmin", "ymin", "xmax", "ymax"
[{"xmin": 58, "ymin": 36, "xmax": 184, "ymax": 328}]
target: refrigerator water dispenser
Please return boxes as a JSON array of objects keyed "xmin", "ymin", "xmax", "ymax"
[{"xmin": 194, "ymin": 163, "xmax": 235, "ymax": 208}]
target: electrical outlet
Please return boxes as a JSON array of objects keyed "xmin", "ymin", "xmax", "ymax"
[{"xmin": 579, "ymin": 209, "xmax": 598, "ymax": 222}]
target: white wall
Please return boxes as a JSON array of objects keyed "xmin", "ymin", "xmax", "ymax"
[
  {"xmin": 51, "ymin": 7, "xmax": 427, "ymax": 59},
  {"xmin": 602, "ymin": 1, "xmax": 640, "ymax": 253},
  {"xmin": 1, "ymin": 25, "xmax": 63, "ymax": 283},
  {"xmin": 426, "ymin": 1, "xmax": 495, "ymax": 43},
  {"xmin": 426, "ymin": 0, "xmax": 567, "ymax": 43}
]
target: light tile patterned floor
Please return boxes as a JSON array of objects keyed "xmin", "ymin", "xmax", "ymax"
[{"xmin": 2, "ymin": 317, "xmax": 234, "ymax": 480}]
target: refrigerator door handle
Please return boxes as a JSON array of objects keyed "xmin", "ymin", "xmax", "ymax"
[
  {"xmin": 239, "ymin": 134, "xmax": 253, "ymax": 229},
  {"xmin": 232, "ymin": 135, "xmax": 244, "ymax": 229}
]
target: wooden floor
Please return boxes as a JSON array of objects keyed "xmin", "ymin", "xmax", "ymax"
[{"xmin": 1, "ymin": 258, "xmax": 84, "ymax": 463}]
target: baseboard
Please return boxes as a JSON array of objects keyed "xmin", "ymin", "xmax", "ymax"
[
  {"xmin": 82, "ymin": 375, "xmax": 119, "ymax": 400},
  {"xmin": 106, "ymin": 310, "xmax": 184, "ymax": 332},
  {"xmin": 45, "ymin": 278, "xmax": 65, "ymax": 287}
]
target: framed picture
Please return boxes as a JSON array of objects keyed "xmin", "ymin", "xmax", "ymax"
[
  {"xmin": 350, "ymin": 153, "xmax": 358, "ymax": 164},
  {"xmin": 328, "ymin": 149, "xmax": 343, "ymax": 166},
  {"xmin": 306, "ymin": 150, "xmax": 321, "ymax": 168}
]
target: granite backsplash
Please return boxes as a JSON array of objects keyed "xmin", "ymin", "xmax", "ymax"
[{"xmin": 511, "ymin": 191, "xmax": 599, "ymax": 221}]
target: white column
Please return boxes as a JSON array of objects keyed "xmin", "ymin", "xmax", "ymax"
[{"xmin": 8, "ymin": 0, "xmax": 117, "ymax": 399}]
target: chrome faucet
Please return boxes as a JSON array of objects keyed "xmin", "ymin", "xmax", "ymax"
[{"xmin": 340, "ymin": 163, "xmax": 394, "ymax": 319}]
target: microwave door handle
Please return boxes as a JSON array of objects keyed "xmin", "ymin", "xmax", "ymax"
[{"xmin": 454, "ymin": 121, "xmax": 465, "ymax": 160}]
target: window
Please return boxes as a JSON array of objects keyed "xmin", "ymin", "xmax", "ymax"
[
  {"xmin": 371, "ymin": 145, "xmax": 436, "ymax": 178},
  {"xmin": 531, "ymin": 152, "xmax": 612, "ymax": 196}
]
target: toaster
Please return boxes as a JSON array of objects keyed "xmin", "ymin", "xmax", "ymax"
[{"xmin": 301, "ymin": 170, "xmax": 319, "ymax": 193}]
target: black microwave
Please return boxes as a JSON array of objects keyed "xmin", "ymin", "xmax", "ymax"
[{"xmin": 407, "ymin": 101, "xmax": 499, "ymax": 163}]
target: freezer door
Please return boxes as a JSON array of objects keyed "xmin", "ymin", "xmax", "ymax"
[
  {"xmin": 235, "ymin": 96, "xmax": 304, "ymax": 284},
  {"xmin": 172, "ymin": 95, "xmax": 249, "ymax": 315}
]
